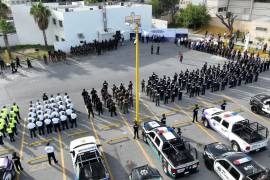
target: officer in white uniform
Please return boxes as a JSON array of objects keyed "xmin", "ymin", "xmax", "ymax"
[
  {"xmin": 60, "ymin": 111, "xmax": 68, "ymax": 130},
  {"xmin": 52, "ymin": 115, "xmax": 61, "ymax": 132},
  {"xmin": 56, "ymin": 93, "xmax": 62, "ymax": 102},
  {"xmin": 70, "ymin": 112, "xmax": 77, "ymax": 128},
  {"xmin": 66, "ymin": 108, "xmax": 72, "ymax": 123},
  {"xmin": 27, "ymin": 120, "xmax": 36, "ymax": 138},
  {"xmin": 36, "ymin": 120, "xmax": 44, "ymax": 135},
  {"xmin": 44, "ymin": 118, "xmax": 52, "ymax": 134}
]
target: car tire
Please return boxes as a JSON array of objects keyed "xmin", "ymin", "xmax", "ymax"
[
  {"xmin": 251, "ymin": 106, "xmax": 258, "ymax": 114},
  {"xmin": 203, "ymin": 119, "xmax": 209, "ymax": 128},
  {"xmin": 231, "ymin": 141, "xmax": 240, "ymax": 152},
  {"xmin": 204, "ymin": 159, "xmax": 212, "ymax": 170},
  {"xmin": 142, "ymin": 133, "xmax": 148, "ymax": 144},
  {"xmin": 4, "ymin": 172, "xmax": 12, "ymax": 180}
]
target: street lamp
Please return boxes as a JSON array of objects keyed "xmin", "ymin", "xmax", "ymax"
[{"xmin": 125, "ymin": 12, "xmax": 141, "ymax": 124}]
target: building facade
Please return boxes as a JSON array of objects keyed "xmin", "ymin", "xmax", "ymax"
[
  {"xmin": 181, "ymin": 0, "xmax": 270, "ymax": 42},
  {"xmin": 11, "ymin": 2, "xmax": 152, "ymax": 52}
]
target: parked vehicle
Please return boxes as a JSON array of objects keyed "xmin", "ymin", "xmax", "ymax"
[
  {"xmin": 0, "ymin": 157, "xmax": 16, "ymax": 180},
  {"xmin": 129, "ymin": 164, "xmax": 163, "ymax": 180},
  {"xmin": 202, "ymin": 108, "xmax": 269, "ymax": 152},
  {"xmin": 142, "ymin": 120, "xmax": 199, "ymax": 178},
  {"xmin": 69, "ymin": 136, "xmax": 109, "ymax": 180},
  {"xmin": 250, "ymin": 94, "xmax": 270, "ymax": 117}
]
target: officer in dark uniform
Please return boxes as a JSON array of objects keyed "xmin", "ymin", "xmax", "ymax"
[
  {"xmin": 141, "ymin": 79, "xmax": 145, "ymax": 92},
  {"xmin": 161, "ymin": 114, "xmax": 166, "ymax": 125},
  {"xmin": 221, "ymin": 100, "xmax": 227, "ymax": 110},
  {"xmin": 178, "ymin": 88, "xmax": 182, "ymax": 100},
  {"xmin": 155, "ymin": 92, "xmax": 160, "ymax": 106},
  {"xmin": 151, "ymin": 44, "xmax": 154, "ymax": 55},
  {"xmin": 156, "ymin": 44, "xmax": 160, "ymax": 55},
  {"xmin": 133, "ymin": 122, "xmax": 139, "ymax": 139},
  {"xmin": 87, "ymin": 102, "xmax": 94, "ymax": 118},
  {"xmin": 192, "ymin": 104, "xmax": 199, "ymax": 123}
]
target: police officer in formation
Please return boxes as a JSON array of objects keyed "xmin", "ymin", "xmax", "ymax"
[
  {"xmin": 27, "ymin": 93, "xmax": 77, "ymax": 138},
  {"xmin": 144, "ymin": 57, "xmax": 269, "ymax": 104},
  {"xmin": 0, "ymin": 103, "xmax": 21, "ymax": 144},
  {"xmin": 70, "ymin": 37, "xmax": 119, "ymax": 56}
]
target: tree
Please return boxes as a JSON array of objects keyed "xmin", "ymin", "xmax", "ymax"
[
  {"xmin": 0, "ymin": 19, "xmax": 15, "ymax": 58},
  {"xmin": 84, "ymin": 0, "xmax": 99, "ymax": 5},
  {"xmin": 0, "ymin": 2, "xmax": 10, "ymax": 19},
  {"xmin": 216, "ymin": 12, "xmax": 237, "ymax": 37},
  {"xmin": 160, "ymin": 0, "xmax": 179, "ymax": 24},
  {"xmin": 30, "ymin": 2, "xmax": 51, "ymax": 47},
  {"xmin": 151, "ymin": 0, "xmax": 162, "ymax": 18},
  {"xmin": 176, "ymin": 4, "xmax": 210, "ymax": 29}
]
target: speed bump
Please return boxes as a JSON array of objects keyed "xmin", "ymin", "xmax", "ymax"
[
  {"xmin": 106, "ymin": 135, "xmax": 129, "ymax": 144},
  {"xmin": 172, "ymin": 121, "xmax": 192, "ymax": 128},
  {"xmin": 100, "ymin": 123, "xmax": 121, "ymax": 130},
  {"xmin": 66, "ymin": 130, "xmax": 89, "ymax": 137},
  {"xmin": 29, "ymin": 138, "xmax": 53, "ymax": 147},
  {"xmin": 27, "ymin": 155, "xmax": 48, "ymax": 165}
]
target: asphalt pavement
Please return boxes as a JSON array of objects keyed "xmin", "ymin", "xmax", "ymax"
[{"xmin": 0, "ymin": 41, "xmax": 270, "ymax": 180}]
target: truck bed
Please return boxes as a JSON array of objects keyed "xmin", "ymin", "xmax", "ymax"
[
  {"xmin": 78, "ymin": 161, "xmax": 106, "ymax": 180},
  {"xmin": 163, "ymin": 144, "xmax": 195, "ymax": 167},
  {"xmin": 232, "ymin": 120, "xmax": 268, "ymax": 144}
]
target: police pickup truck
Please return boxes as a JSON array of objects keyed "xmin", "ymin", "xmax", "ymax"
[
  {"xmin": 142, "ymin": 120, "xmax": 199, "ymax": 178},
  {"xmin": 202, "ymin": 108, "xmax": 269, "ymax": 152},
  {"xmin": 203, "ymin": 143, "xmax": 269, "ymax": 180},
  {"xmin": 250, "ymin": 94, "xmax": 270, "ymax": 117},
  {"xmin": 69, "ymin": 136, "xmax": 110, "ymax": 180}
]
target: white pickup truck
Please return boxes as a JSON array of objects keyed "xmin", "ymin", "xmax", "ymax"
[
  {"xmin": 202, "ymin": 108, "xmax": 269, "ymax": 153},
  {"xmin": 69, "ymin": 136, "xmax": 110, "ymax": 180}
]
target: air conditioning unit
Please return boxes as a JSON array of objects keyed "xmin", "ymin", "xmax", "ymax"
[
  {"xmin": 90, "ymin": 8, "xmax": 93, "ymax": 10},
  {"xmin": 65, "ymin": 8, "xmax": 69, "ymax": 12},
  {"xmin": 121, "ymin": 2, "xmax": 124, "ymax": 6}
]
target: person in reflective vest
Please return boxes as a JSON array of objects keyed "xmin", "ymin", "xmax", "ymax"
[
  {"xmin": 12, "ymin": 103, "xmax": 21, "ymax": 122},
  {"xmin": 0, "ymin": 117, "xmax": 5, "ymax": 138},
  {"xmin": 7, "ymin": 125, "xmax": 15, "ymax": 142},
  {"xmin": 0, "ymin": 131, "xmax": 3, "ymax": 145}
]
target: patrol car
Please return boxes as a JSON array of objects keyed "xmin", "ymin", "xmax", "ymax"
[
  {"xmin": 0, "ymin": 157, "xmax": 16, "ymax": 180},
  {"xmin": 142, "ymin": 120, "xmax": 199, "ymax": 178},
  {"xmin": 203, "ymin": 142, "xmax": 233, "ymax": 170},
  {"xmin": 69, "ymin": 136, "xmax": 109, "ymax": 180},
  {"xmin": 129, "ymin": 164, "xmax": 163, "ymax": 180},
  {"xmin": 213, "ymin": 152, "xmax": 269, "ymax": 180},
  {"xmin": 250, "ymin": 94, "xmax": 270, "ymax": 117},
  {"xmin": 202, "ymin": 108, "xmax": 269, "ymax": 152}
]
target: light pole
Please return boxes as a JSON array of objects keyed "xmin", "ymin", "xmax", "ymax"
[{"xmin": 125, "ymin": 12, "xmax": 141, "ymax": 124}]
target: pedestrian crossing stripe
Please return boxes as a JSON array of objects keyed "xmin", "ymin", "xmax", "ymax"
[
  {"xmin": 27, "ymin": 155, "xmax": 47, "ymax": 165},
  {"xmin": 29, "ymin": 138, "xmax": 53, "ymax": 147}
]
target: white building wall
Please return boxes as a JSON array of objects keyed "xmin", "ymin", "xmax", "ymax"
[{"xmin": 11, "ymin": 4, "xmax": 55, "ymax": 46}]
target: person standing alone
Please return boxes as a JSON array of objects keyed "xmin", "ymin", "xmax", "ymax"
[{"xmin": 45, "ymin": 143, "xmax": 58, "ymax": 165}]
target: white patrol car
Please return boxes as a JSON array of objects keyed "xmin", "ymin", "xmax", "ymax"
[
  {"xmin": 213, "ymin": 152, "xmax": 269, "ymax": 180},
  {"xmin": 202, "ymin": 108, "xmax": 269, "ymax": 152},
  {"xmin": 250, "ymin": 94, "xmax": 270, "ymax": 117},
  {"xmin": 142, "ymin": 120, "xmax": 199, "ymax": 178},
  {"xmin": 69, "ymin": 136, "xmax": 109, "ymax": 180}
]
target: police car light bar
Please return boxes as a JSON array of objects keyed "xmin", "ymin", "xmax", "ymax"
[
  {"xmin": 223, "ymin": 112, "xmax": 239, "ymax": 118},
  {"xmin": 233, "ymin": 156, "xmax": 252, "ymax": 165}
]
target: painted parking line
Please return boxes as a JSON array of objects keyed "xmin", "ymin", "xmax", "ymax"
[
  {"xmin": 85, "ymin": 107, "xmax": 115, "ymax": 180},
  {"xmin": 16, "ymin": 118, "xmax": 27, "ymax": 180},
  {"xmin": 29, "ymin": 162, "xmax": 50, "ymax": 172},
  {"xmin": 28, "ymin": 138, "xmax": 53, "ymax": 147},
  {"xmin": 171, "ymin": 120, "xmax": 192, "ymax": 128},
  {"xmin": 57, "ymin": 130, "xmax": 67, "ymax": 180},
  {"xmin": 27, "ymin": 155, "xmax": 48, "ymax": 165},
  {"xmin": 118, "ymin": 110, "xmax": 156, "ymax": 167},
  {"xmin": 64, "ymin": 130, "xmax": 89, "ymax": 138}
]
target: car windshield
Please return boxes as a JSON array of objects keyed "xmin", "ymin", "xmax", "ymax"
[
  {"xmin": 131, "ymin": 166, "xmax": 162, "ymax": 180},
  {"xmin": 212, "ymin": 111, "xmax": 223, "ymax": 116}
]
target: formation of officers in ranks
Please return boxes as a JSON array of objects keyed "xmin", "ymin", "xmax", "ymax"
[
  {"xmin": 143, "ymin": 58, "xmax": 270, "ymax": 106},
  {"xmin": 180, "ymin": 37, "xmax": 270, "ymax": 62},
  {"xmin": 82, "ymin": 81, "xmax": 134, "ymax": 117},
  {"xmin": 70, "ymin": 38, "xmax": 119, "ymax": 56},
  {"xmin": 27, "ymin": 93, "xmax": 78, "ymax": 138},
  {"xmin": 0, "ymin": 103, "xmax": 21, "ymax": 144}
]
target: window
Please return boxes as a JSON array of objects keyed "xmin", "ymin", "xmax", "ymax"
[
  {"xmin": 212, "ymin": 116, "xmax": 222, "ymax": 123},
  {"xmin": 55, "ymin": 35, "xmax": 59, "ymax": 42},
  {"xmin": 78, "ymin": 33, "xmax": 85, "ymax": 39},
  {"xmin": 219, "ymin": 160, "xmax": 230, "ymax": 169},
  {"xmin": 52, "ymin": 18, "xmax": 56, "ymax": 25},
  {"xmin": 256, "ymin": 27, "xmax": 267, "ymax": 32},
  {"xmin": 149, "ymin": 132, "xmax": 155, "ymax": 139},
  {"xmin": 155, "ymin": 137, "xmax": 161, "ymax": 146},
  {"xmin": 229, "ymin": 167, "xmax": 240, "ymax": 180},
  {"xmin": 61, "ymin": 38, "xmax": 65, "ymax": 42},
  {"xmin": 222, "ymin": 120, "xmax": 229, "ymax": 129},
  {"xmin": 59, "ymin": 20, "xmax": 63, "ymax": 27},
  {"xmin": 218, "ymin": 7, "xmax": 227, "ymax": 12}
]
